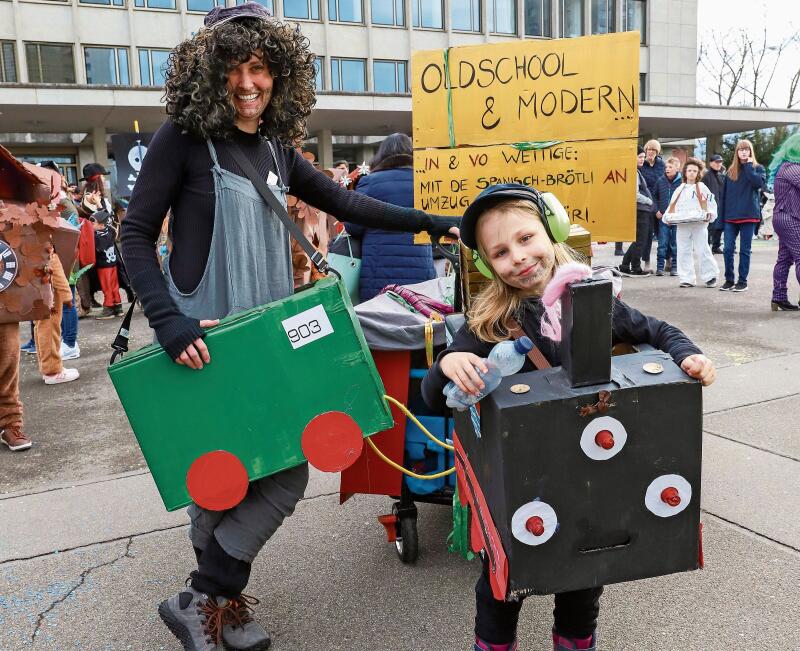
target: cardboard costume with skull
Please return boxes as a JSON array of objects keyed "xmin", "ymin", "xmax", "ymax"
[{"xmin": 0, "ymin": 146, "xmax": 77, "ymax": 323}]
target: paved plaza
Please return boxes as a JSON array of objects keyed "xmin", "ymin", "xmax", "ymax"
[{"xmin": 1, "ymin": 240, "xmax": 797, "ymax": 650}]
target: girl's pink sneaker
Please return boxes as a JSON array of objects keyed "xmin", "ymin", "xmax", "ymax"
[
  {"xmin": 474, "ymin": 636, "xmax": 518, "ymax": 651},
  {"xmin": 552, "ymin": 629, "xmax": 596, "ymax": 651}
]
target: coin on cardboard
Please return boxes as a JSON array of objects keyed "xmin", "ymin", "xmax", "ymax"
[{"xmin": 643, "ymin": 362, "xmax": 664, "ymax": 374}]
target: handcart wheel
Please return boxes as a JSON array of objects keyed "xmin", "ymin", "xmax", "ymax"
[{"xmin": 395, "ymin": 512, "xmax": 419, "ymax": 564}]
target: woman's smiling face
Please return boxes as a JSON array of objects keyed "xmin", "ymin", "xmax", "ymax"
[
  {"xmin": 227, "ymin": 53, "xmax": 274, "ymax": 132},
  {"xmin": 477, "ymin": 205, "xmax": 556, "ymax": 295}
]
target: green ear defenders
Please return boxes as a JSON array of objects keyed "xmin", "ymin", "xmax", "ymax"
[{"xmin": 460, "ymin": 183, "xmax": 572, "ymax": 279}]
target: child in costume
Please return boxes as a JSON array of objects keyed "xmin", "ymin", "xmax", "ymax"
[
  {"xmin": 421, "ymin": 183, "xmax": 716, "ymax": 651},
  {"xmin": 665, "ymin": 157, "xmax": 719, "ymax": 288},
  {"xmin": 92, "ymin": 209, "xmax": 122, "ymax": 319}
]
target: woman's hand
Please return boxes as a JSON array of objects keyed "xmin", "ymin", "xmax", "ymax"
[
  {"xmin": 440, "ymin": 352, "xmax": 488, "ymax": 396},
  {"xmin": 680, "ymin": 354, "xmax": 716, "ymax": 386},
  {"xmin": 175, "ymin": 319, "xmax": 219, "ymax": 370}
]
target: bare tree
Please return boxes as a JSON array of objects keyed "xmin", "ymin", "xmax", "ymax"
[{"xmin": 698, "ymin": 27, "xmax": 800, "ymax": 108}]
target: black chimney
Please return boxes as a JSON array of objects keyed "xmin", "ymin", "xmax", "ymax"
[{"xmin": 559, "ymin": 277, "xmax": 613, "ymax": 387}]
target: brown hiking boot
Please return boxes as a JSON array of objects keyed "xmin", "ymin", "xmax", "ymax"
[{"xmin": 1, "ymin": 425, "xmax": 32, "ymax": 451}]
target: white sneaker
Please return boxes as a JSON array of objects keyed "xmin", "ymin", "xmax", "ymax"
[
  {"xmin": 43, "ymin": 368, "xmax": 80, "ymax": 385},
  {"xmin": 60, "ymin": 342, "xmax": 81, "ymax": 360}
]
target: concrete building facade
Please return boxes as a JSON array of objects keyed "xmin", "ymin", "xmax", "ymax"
[{"xmin": 0, "ymin": 0, "xmax": 798, "ymax": 183}]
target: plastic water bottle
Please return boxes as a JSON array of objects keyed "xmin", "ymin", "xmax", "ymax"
[{"xmin": 443, "ymin": 337, "xmax": 533, "ymax": 410}]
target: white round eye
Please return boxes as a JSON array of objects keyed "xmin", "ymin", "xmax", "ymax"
[
  {"xmin": 645, "ymin": 474, "xmax": 692, "ymax": 518},
  {"xmin": 580, "ymin": 415, "xmax": 627, "ymax": 461},
  {"xmin": 511, "ymin": 500, "xmax": 558, "ymax": 546}
]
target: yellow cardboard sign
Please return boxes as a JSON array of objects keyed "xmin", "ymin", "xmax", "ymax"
[
  {"xmin": 415, "ymin": 140, "xmax": 636, "ymax": 242},
  {"xmin": 412, "ymin": 31, "xmax": 639, "ymax": 148}
]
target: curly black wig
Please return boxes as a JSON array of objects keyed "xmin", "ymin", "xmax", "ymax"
[{"xmin": 164, "ymin": 17, "xmax": 317, "ymax": 145}]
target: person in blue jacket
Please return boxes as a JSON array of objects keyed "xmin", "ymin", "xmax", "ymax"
[
  {"xmin": 718, "ymin": 139, "xmax": 767, "ymax": 292},
  {"xmin": 344, "ymin": 133, "xmax": 436, "ymax": 301},
  {"xmin": 654, "ymin": 157, "xmax": 682, "ymax": 276}
]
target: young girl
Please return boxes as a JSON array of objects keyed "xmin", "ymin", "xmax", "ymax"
[
  {"xmin": 421, "ymin": 183, "xmax": 716, "ymax": 651},
  {"xmin": 719, "ymin": 139, "xmax": 767, "ymax": 292},
  {"xmin": 665, "ymin": 157, "xmax": 719, "ymax": 288}
]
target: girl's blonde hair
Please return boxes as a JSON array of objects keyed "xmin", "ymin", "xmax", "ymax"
[
  {"xmin": 467, "ymin": 199, "xmax": 582, "ymax": 344},
  {"xmin": 727, "ymin": 139, "xmax": 758, "ymax": 182}
]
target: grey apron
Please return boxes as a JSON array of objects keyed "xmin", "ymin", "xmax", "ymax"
[
  {"xmin": 170, "ymin": 139, "xmax": 309, "ymax": 563},
  {"xmin": 163, "ymin": 139, "xmax": 293, "ymax": 318}
]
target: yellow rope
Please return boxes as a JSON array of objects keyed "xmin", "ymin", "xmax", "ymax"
[
  {"xmin": 383, "ymin": 395, "xmax": 454, "ymax": 451},
  {"xmin": 366, "ymin": 438, "xmax": 455, "ymax": 480},
  {"xmin": 360, "ymin": 394, "xmax": 457, "ymax": 481}
]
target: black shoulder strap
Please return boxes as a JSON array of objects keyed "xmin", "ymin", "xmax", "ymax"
[
  {"xmin": 226, "ymin": 141, "xmax": 328, "ymax": 274},
  {"xmin": 110, "ymin": 299, "xmax": 136, "ymax": 364}
]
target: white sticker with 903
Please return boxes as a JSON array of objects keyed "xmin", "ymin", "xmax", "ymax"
[{"xmin": 281, "ymin": 304, "xmax": 334, "ymax": 349}]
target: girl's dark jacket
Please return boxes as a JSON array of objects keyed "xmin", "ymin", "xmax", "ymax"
[
  {"xmin": 421, "ymin": 296, "xmax": 701, "ymax": 412},
  {"xmin": 344, "ymin": 167, "xmax": 436, "ymax": 301},
  {"xmin": 719, "ymin": 162, "xmax": 767, "ymax": 222}
]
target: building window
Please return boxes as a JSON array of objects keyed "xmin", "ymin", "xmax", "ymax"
[
  {"xmin": 313, "ymin": 56, "xmax": 324, "ymax": 90},
  {"xmin": 81, "ymin": 0, "xmax": 125, "ymax": 6},
  {"xmin": 236, "ymin": 0, "xmax": 273, "ymax": 11},
  {"xmin": 84, "ymin": 46, "xmax": 130, "ymax": 85},
  {"xmin": 371, "ymin": 0, "xmax": 405, "ymax": 26},
  {"xmin": 452, "ymin": 0, "xmax": 480, "ymax": 31},
  {"xmin": 186, "ymin": 0, "xmax": 225, "ymax": 13},
  {"xmin": 591, "ymin": 0, "xmax": 614, "ymax": 33},
  {"xmin": 16, "ymin": 155, "xmax": 78, "ymax": 185},
  {"xmin": 134, "ymin": 0, "xmax": 176, "ymax": 8},
  {"xmin": 1, "ymin": 41, "xmax": 17, "ymax": 83},
  {"xmin": 331, "ymin": 57, "xmax": 366, "ymax": 92},
  {"xmin": 524, "ymin": 0, "xmax": 550, "ymax": 36},
  {"xmin": 328, "ymin": 0, "xmax": 362, "ymax": 21},
  {"xmin": 284, "ymin": 0, "xmax": 320, "ymax": 19},
  {"xmin": 560, "ymin": 0, "xmax": 583, "ymax": 37},
  {"xmin": 639, "ymin": 72, "xmax": 646, "ymax": 101},
  {"xmin": 412, "ymin": 0, "xmax": 443, "ymax": 29},
  {"xmin": 139, "ymin": 48, "xmax": 170, "ymax": 86},
  {"xmin": 488, "ymin": 0, "xmax": 516, "ymax": 33},
  {"xmin": 25, "ymin": 43, "xmax": 75, "ymax": 84},
  {"xmin": 624, "ymin": 0, "xmax": 645, "ymax": 43},
  {"xmin": 374, "ymin": 59, "xmax": 407, "ymax": 93}
]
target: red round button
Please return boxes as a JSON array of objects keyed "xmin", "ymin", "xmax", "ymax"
[
  {"xmin": 660, "ymin": 486, "xmax": 681, "ymax": 507},
  {"xmin": 186, "ymin": 450, "xmax": 249, "ymax": 511},
  {"xmin": 301, "ymin": 411, "xmax": 364, "ymax": 473},
  {"xmin": 525, "ymin": 516, "xmax": 545, "ymax": 536},
  {"xmin": 594, "ymin": 429, "xmax": 615, "ymax": 450}
]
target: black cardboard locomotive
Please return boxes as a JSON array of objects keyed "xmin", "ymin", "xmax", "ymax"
[{"xmin": 453, "ymin": 278, "xmax": 702, "ymax": 601}]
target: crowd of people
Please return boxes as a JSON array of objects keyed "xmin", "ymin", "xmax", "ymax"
[{"xmin": 617, "ymin": 137, "xmax": 800, "ymax": 311}]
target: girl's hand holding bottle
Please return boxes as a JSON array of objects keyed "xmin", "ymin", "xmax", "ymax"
[{"xmin": 440, "ymin": 352, "xmax": 489, "ymax": 396}]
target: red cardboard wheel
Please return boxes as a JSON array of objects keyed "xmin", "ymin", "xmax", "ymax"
[
  {"xmin": 302, "ymin": 411, "xmax": 363, "ymax": 472},
  {"xmin": 186, "ymin": 450, "xmax": 249, "ymax": 511}
]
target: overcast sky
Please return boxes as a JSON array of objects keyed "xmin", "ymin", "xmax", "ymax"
[{"xmin": 697, "ymin": 0, "xmax": 800, "ymax": 107}]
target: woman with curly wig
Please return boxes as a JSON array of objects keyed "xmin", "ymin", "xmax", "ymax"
[{"xmin": 120, "ymin": 5, "xmax": 458, "ymax": 651}]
